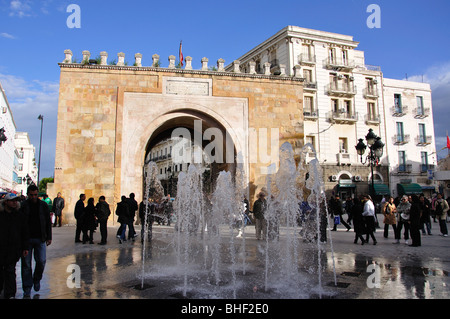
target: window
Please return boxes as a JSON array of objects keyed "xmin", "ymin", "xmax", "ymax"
[
  {"xmin": 342, "ymin": 50, "xmax": 348, "ymax": 65},
  {"xmin": 343, "ymin": 100, "xmax": 352, "ymax": 113},
  {"xmin": 302, "ymin": 44, "xmax": 313, "ymax": 60},
  {"xmin": 332, "ymin": 99, "xmax": 339, "ymax": 112},
  {"xmin": 339, "ymin": 138, "xmax": 348, "ymax": 153},
  {"xmin": 419, "ymin": 123, "xmax": 426, "ymax": 143},
  {"xmin": 305, "ymin": 136, "xmax": 315, "ymax": 149},
  {"xmin": 398, "ymin": 151, "xmax": 406, "ymax": 171},
  {"xmin": 304, "ymin": 96, "xmax": 314, "ymax": 113},
  {"xmin": 329, "ymin": 48, "xmax": 335, "ymax": 63},
  {"xmin": 396, "ymin": 122, "xmax": 404, "ymax": 142},
  {"xmin": 366, "ymin": 78, "xmax": 376, "ymax": 95},
  {"xmin": 303, "ymin": 69, "xmax": 313, "ymax": 82},
  {"xmin": 421, "ymin": 152, "xmax": 428, "ymax": 172},
  {"xmin": 18, "ymin": 164, "xmax": 23, "ymax": 171},
  {"xmin": 368, "ymin": 102, "xmax": 377, "ymax": 120},
  {"xmin": 416, "ymin": 96, "xmax": 424, "ymax": 115},
  {"xmin": 394, "ymin": 94, "xmax": 402, "ymax": 112},
  {"xmin": 330, "ymin": 73, "xmax": 338, "ymax": 89}
]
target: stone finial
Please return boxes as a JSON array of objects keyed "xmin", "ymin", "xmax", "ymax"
[
  {"xmin": 185, "ymin": 56, "xmax": 193, "ymax": 70},
  {"xmin": 152, "ymin": 54, "xmax": 160, "ymax": 67},
  {"xmin": 249, "ymin": 61, "xmax": 256, "ymax": 74},
  {"xmin": 135, "ymin": 53, "xmax": 142, "ymax": 67},
  {"xmin": 293, "ymin": 64, "xmax": 302, "ymax": 78},
  {"xmin": 217, "ymin": 58, "xmax": 225, "ymax": 72},
  {"xmin": 168, "ymin": 55, "xmax": 176, "ymax": 69},
  {"xmin": 82, "ymin": 50, "xmax": 90, "ymax": 63},
  {"xmin": 117, "ymin": 52, "xmax": 125, "ymax": 66},
  {"xmin": 232, "ymin": 60, "xmax": 241, "ymax": 73},
  {"xmin": 63, "ymin": 49, "xmax": 73, "ymax": 63},
  {"xmin": 100, "ymin": 51, "xmax": 108, "ymax": 65},
  {"xmin": 279, "ymin": 64, "xmax": 286, "ymax": 76},
  {"xmin": 264, "ymin": 62, "xmax": 271, "ymax": 75},
  {"xmin": 201, "ymin": 57, "xmax": 209, "ymax": 71}
]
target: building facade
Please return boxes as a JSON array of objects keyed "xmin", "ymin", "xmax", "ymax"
[{"xmin": 14, "ymin": 132, "xmax": 38, "ymax": 195}]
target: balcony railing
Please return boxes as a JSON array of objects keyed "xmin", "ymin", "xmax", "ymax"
[
  {"xmin": 303, "ymin": 109, "xmax": 319, "ymax": 121},
  {"xmin": 420, "ymin": 164, "xmax": 435, "ymax": 173},
  {"xmin": 397, "ymin": 164, "xmax": 412, "ymax": 173},
  {"xmin": 414, "ymin": 107, "xmax": 430, "ymax": 119},
  {"xmin": 363, "ymin": 87, "xmax": 379, "ymax": 99},
  {"xmin": 303, "ymin": 81, "xmax": 317, "ymax": 91},
  {"xmin": 415, "ymin": 135, "xmax": 432, "ymax": 145},
  {"xmin": 326, "ymin": 83, "xmax": 357, "ymax": 96},
  {"xmin": 391, "ymin": 105, "xmax": 408, "ymax": 116},
  {"xmin": 365, "ymin": 113, "xmax": 381, "ymax": 125},
  {"xmin": 392, "ymin": 134, "xmax": 410, "ymax": 145},
  {"xmin": 337, "ymin": 152, "xmax": 351, "ymax": 165},
  {"xmin": 328, "ymin": 111, "xmax": 358, "ymax": 124},
  {"xmin": 324, "ymin": 57, "xmax": 355, "ymax": 70},
  {"xmin": 299, "ymin": 53, "xmax": 316, "ymax": 65}
]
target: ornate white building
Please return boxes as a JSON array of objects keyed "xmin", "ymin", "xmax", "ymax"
[
  {"xmin": 227, "ymin": 25, "xmax": 437, "ymax": 199},
  {"xmin": 14, "ymin": 132, "xmax": 38, "ymax": 195}
]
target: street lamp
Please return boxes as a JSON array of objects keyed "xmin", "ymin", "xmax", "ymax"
[
  {"xmin": 355, "ymin": 129, "xmax": 385, "ymax": 197},
  {"xmin": 37, "ymin": 114, "xmax": 44, "ymax": 189}
]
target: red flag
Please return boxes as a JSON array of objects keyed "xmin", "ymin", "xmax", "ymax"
[
  {"xmin": 447, "ymin": 135, "xmax": 450, "ymax": 149},
  {"xmin": 179, "ymin": 41, "xmax": 184, "ymax": 67}
]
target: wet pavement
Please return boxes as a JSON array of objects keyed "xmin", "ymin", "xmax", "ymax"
[{"xmin": 6, "ymin": 221, "xmax": 450, "ymax": 300}]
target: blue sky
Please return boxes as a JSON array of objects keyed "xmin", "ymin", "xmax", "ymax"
[{"xmin": 1, "ymin": 0, "xmax": 449, "ymax": 179}]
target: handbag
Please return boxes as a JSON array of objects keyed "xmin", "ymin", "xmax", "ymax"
[{"xmin": 334, "ymin": 216, "xmax": 341, "ymax": 225}]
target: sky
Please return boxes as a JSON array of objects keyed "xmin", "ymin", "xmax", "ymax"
[{"xmin": 0, "ymin": 0, "xmax": 449, "ymax": 179}]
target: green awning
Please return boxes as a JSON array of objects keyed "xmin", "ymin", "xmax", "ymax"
[
  {"xmin": 397, "ymin": 183, "xmax": 423, "ymax": 196},
  {"xmin": 370, "ymin": 184, "xmax": 390, "ymax": 196},
  {"xmin": 337, "ymin": 183, "xmax": 356, "ymax": 190}
]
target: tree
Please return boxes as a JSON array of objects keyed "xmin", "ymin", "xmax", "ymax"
[{"xmin": 39, "ymin": 177, "xmax": 54, "ymax": 193}]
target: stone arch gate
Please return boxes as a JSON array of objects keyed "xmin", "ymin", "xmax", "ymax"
[{"xmin": 48, "ymin": 55, "xmax": 304, "ymax": 225}]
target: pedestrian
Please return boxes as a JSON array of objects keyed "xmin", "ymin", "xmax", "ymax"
[
  {"xmin": 420, "ymin": 194, "xmax": 432, "ymax": 235},
  {"xmin": 51, "ymin": 192, "xmax": 65, "ymax": 227},
  {"xmin": 126, "ymin": 193, "xmax": 138, "ymax": 241},
  {"xmin": 42, "ymin": 194, "xmax": 52, "ymax": 212},
  {"xmin": 362, "ymin": 195, "xmax": 377, "ymax": 245},
  {"xmin": 139, "ymin": 198, "xmax": 154, "ymax": 243},
  {"xmin": 345, "ymin": 196, "xmax": 354, "ymax": 225},
  {"xmin": 435, "ymin": 193, "xmax": 449, "ymax": 237},
  {"xmin": 20, "ymin": 184, "xmax": 52, "ymax": 298},
  {"xmin": 95, "ymin": 196, "xmax": 111, "ymax": 245},
  {"xmin": 82, "ymin": 198, "xmax": 96, "ymax": 244},
  {"xmin": 382, "ymin": 196, "xmax": 397, "ymax": 238},
  {"xmin": 74, "ymin": 194, "xmax": 86, "ymax": 243},
  {"xmin": 330, "ymin": 195, "xmax": 351, "ymax": 232},
  {"xmin": 394, "ymin": 195, "xmax": 411, "ymax": 244},
  {"xmin": 0, "ymin": 193, "xmax": 29, "ymax": 299},
  {"xmin": 351, "ymin": 197, "xmax": 366, "ymax": 245},
  {"xmin": 253, "ymin": 192, "xmax": 267, "ymax": 240},
  {"xmin": 409, "ymin": 195, "xmax": 422, "ymax": 247},
  {"xmin": 116, "ymin": 196, "xmax": 130, "ymax": 244}
]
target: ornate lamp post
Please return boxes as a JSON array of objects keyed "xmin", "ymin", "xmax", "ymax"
[
  {"xmin": 37, "ymin": 114, "xmax": 44, "ymax": 189},
  {"xmin": 355, "ymin": 129, "xmax": 385, "ymax": 197}
]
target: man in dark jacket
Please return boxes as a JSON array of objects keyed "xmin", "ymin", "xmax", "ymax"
[
  {"xmin": 74, "ymin": 194, "xmax": 86, "ymax": 243},
  {"xmin": 127, "ymin": 193, "xmax": 138, "ymax": 241},
  {"xmin": 0, "ymin": 193, "xmax": 29, "ymax": 299},
  {"xmin": 20, "ymin": 185, "xmax": 52, "ymax": 298},
  {"xmin": 51, "ymin": 192, "xmax": 65, "ymax": 227},
  {"xmin": 95, "ymin": 196, "xmax": 111, "ymax": 245},
  {"xmin": 253, "ymin": 192, "xmax": 267, "ymax": 240},
  {"xmin": 116, "ymin": 196, "xmax": 130, "ymax": 244}
]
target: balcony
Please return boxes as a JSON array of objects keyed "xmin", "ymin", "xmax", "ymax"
[
  {"xmin": 391, "ymin": 105, "xmax": 408, "ymax": 117},
  {"xmin": 337, "ymin": 152, "xmax": 351, "ymax": 165},
  {"xmin": 326, "ymin": 83, "xmax": 357, "ymax": 96},
  {"xmin": 269, "ymin": 59, "xmax": 281, "ymax": 75},
  {"xmin": 397, "ymin": 164, "xmax": 412, "ymax": 174},
  {"xmin": 298, "ymin": 53, "xmax": 316, "ymax": 65},
  {"xmin": 365, "ymin": 113, "xmax": 381, "ymax": 125},
  {"xmin": 420, "ymin": 164, "xmax": 435, "ymax": 173},
  {"xmin": 392, "ymin": 134, "xmax": 410, "ymax": 145},
  {"xmin": 303, "ymin": 109, "xmax": 319, "ymax": 121},
  {"xmin": 414, "ymin": 107, "xmax": 430, "ymax": 119},
  {"xmin": 415, "ymin": 135, "xmax": 432, "ymax": 146},
  {"xmin": 328, "ymin": 111, "xmax": 358, "ymax": 124},
  {"xmin": 324, "ymin": 57, "xmax": 355, "ymax": 71},
  {"xmin": 303, "ymin": 81, "xmax": 317, "ymax": 91},
  {"xmin": 363, "ymin": 87, "xmax": 379, "ymax": 99}
]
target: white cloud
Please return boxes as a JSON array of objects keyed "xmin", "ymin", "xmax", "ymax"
[
  {"xmin": 0, "ymin": 32, "xmax": 16, "ymax": 39},
  {"xmin": 9, "ymin": 0, "xmax": 32, "ymax": 17}
]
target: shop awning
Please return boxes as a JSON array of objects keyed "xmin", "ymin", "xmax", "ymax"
[
  {"xmin": 370, "ymin": 184, "xmax": 390, "ymax": 196},
  {"xmin": 337, "ymin": 180, "xmax": 356, "ymax": 190},
  {"xmin": 397, "ymin": 183, "xmax": 423, "ymax": 196}
]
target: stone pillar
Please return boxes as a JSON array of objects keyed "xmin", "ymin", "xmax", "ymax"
[
  {"xmin": 152, "ymin": 54, "xmax": 160, "ymax": 67},
  {"xmin": 185, "ymin": 56, "xmax": 192, "ymax": 70},
  {"xmin": 217, "ymin": 58, "xmax": 225, "ymax": 72},
  {"xmin": 82, "ymin": 50, "xmax": 90, "ymax": 63},
  {"xmin": 232, "ymin": 60, "xmax": 241, "ymax": 73},
  {"xmin": 117, "ymin": 52, "xmax": 125, "ymax": 66},
  {"xmin": 63, "ymin": 49, "xmax": 73, "ymax": 63},
  {"xmin": 279, "ymin": 64, "xmax": 286, "ymax": 76},
  {"xmin": 134, "ymin": 53, "xmax": 142, "ymax": 67},
  {"xmin": 249, "ymin": 61, "xmax": 256, "ymax": 74},
  {"xmin": 168, "ymin": 55, "xmax": 176, "ymax": 69},
  {"xmin": 293, "ymin": 64, "xmax": 302, "ymax": 78},
  {"xmin": 264, "ymin": 62, "xmax": 271, "ymax": 75},
  {"xmin": 201, "ymin": 57, "xmax": 209, "ymax": 71},
  {"xmin": 100, "ymin": 51, "xmax": 108, "ymax": 65}
]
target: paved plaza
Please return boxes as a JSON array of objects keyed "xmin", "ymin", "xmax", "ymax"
[{"xmin": 5, "ymin": 219, "xmax": 450, "ymax": 300}]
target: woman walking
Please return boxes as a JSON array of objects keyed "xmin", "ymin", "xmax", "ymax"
[
  {"xmin": 382, "ymin": 196, "xmax": 397, "ymax": 238},
  {"xmin": 82, "ymin": 198, "xmax": 97, "ymax": 244}
]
